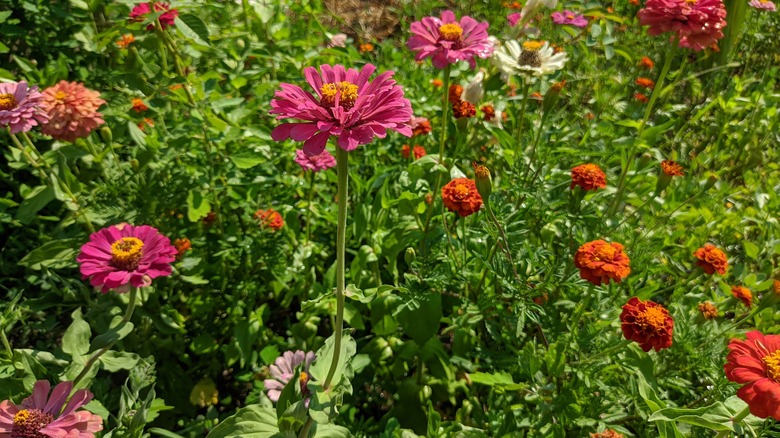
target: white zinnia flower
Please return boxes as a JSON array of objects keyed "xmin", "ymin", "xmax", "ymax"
[
  {"xmin": 521, "ymin": 0, "xmax": 558, "ymax": 18},
  {"xmin": 461, "ymin": 70, "xmax": 485, "ymax": 105},
  {"xmin": 493, "ymin": 40, "xmax": 568, "ymax": 78}
]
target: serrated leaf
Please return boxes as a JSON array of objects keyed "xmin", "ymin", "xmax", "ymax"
[{"xmin": 186, "ymin": 190, "xmax": 211, "ymax": 222}]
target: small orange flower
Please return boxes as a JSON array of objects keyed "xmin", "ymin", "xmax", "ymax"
[
  {"xmin": 574, "ymin": 240, "xmax": 631, "ymax": 286},
  {"xmin": 732, "ymin": 285, "xmax": 752, "ymax": 308},
  {"xmin": 571, "ymin": 164, "xmax": 607, "ymax": 191},
  {"xmin": 636, "ymin": 77, "xmax": 655, "ymax": 89},
  {"xmin": 441, "ymin": 178, "xmax": 483, "ymax": 217},
  {"xmin": 431, "ymin": 79, "xmax": 443, "ymax": 88},
  {"xmin": 591, "ymin": 430, "xmax": 625, "ymax": 438},
  {"xmin": 621, "ymin": 297, "xmax": 674, "ymax": 352},
  {"xmin": 607, "ymin": 6, "xmax": 615, "ymax": 12},
  {"xmin": 174, "ymin": 238, "xmax": 191, "ymax": 260},
  {"xmin": 530, "ymin": 91, "xmax": 543, "ymax": 100},
  {"xmin": 412, "ymin": 119, "xmax": 431, "ymax": 137},
  {"xmin": 661, "ymin": 160, "xmax": 684, "ymax": 176},
  {"xmin": 698, "ymin": 301, "xmax": 718, "ymax": 319},
  {"xmin": 629, "ymin": 0, "xmax": 639, "ymax": 5},
  {"xmin": 507, "ymin": 84, "xmax": 517, "ymax": 97},
  {"xmin": 412, "ymin": 145, "xmax": 426, "ymax": 159},
  {"xmin": 401, "ymin": 144, "xmax": 411, "ymax": 159},
  {"xmin": 449, "ymin": 84, "xmax": 463, "ymax": 104},
  {"xmin": 639, "ymin": 56, "xmax": 655, "ymax": 69},
  {"xmin": 481, "ymin": 104, "xmax": 496, "ymax": 121},
  {"xmin": 116, "ymin": 34, "xmax": 135, "ymax": 49},
  {"xmin": 359, "ymin": 43, "xmax": 374, "ymax": 53},
  {"xmin": 585, "ymin": 112, "xmax": 595, "ymax": 120},
  {"xmin": 452, "ymin": 100, "xmax": 476, "ymax": 119},
  {"xmin": 254, "ymin": 208, "xmax": 284, "ymax": 230},
  {"xmin": 169, "ymin": 84, "xmax": 184, "ymax": 91},
  {"xmin": 504, "ymin": 1, "xmax": 522, "ymax": 9},
  {"xmin": 137, "ymin": 117, "xmax": 154, "ymax": 131},
  {"xmin": 774, "ymin": 279, "xmax": 780, "ymax": 295},
  {"xmin": 551, "ymin": 80, "xmax": 566, "ymax": 92},
  {"xmin": 694, "ymin": 244, "xmax": 728, "ymax": 275},
  {"xmin": 634, "ymin": 93, "xmax": 649, "ymax": 103},
  {"xmin": 131, "ymin": 98, "xmax": 148, "ymax": 113}
]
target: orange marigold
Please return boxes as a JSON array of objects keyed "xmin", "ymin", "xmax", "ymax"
[
  {"xmin": 634, "ymin": 93, "xmax": 649, "ymax": 103},
  {"xmin": 732, "ymin": 285, "xmax": 752, "ymax": 308},
  {"xmin": 116, "ymin": 34, "xmax": 135, "ymax": 49},
  {"xmin": 431, "ymin": 79, "xmax": 443, "ymax": 88},
  {"xmin": 694, "ymin": 244, "xmax": 728, "ymax": 275},
  {"xmin": 591, "ymin": 430, "xmax": 625, "ymax": 438},
  {"xmin": 137, "ymin": 117, "xmax": 154, "ymax": 131},
  {"xmin": 629, "ymin": 0, "xmax": 639, "ymax": 4},
  {"xmin": 574, "ymin": 240, "xmax": 631, "ymax": 286},
  {"xmin": 174, "ymin": 238, "xmax": 191, "ymax": 260},
  {"xmin": 774, "ymin": 279, "xmax": 780, "ymax": 295},
  {"xmin": 620, "ymin": 297, "xmax": 674, "ymax": 352},
  {"xmin": 661, "ymin": 160, "xmax": 684, "ymax": 176},
  {"xmin": 571, "ymin": 164, "xmax": 607, "ymax": 191},
  {"xmin": 449, "ymin": 84, "xmax": 463, "ymax": 104},
  {"xmin": 359, "ymin": 43, "xmax": 374, "ymax": 53},
  {"xmin": 481, "ymin": 104, "xmax": 496, "ymax": 121},
  {"xmin": 441, "ymin": 178, "xmax": 483, "ymax": 217},
  {"xmin": 254, "ymin": 208, "xmax": 284, "ymax": 230},
  {"xmin": 639, "ymin": 56, "xmax": 655, "ymax": 69},
  {"xmin": 452, "ymin": 100, "xmax": 476, "ymax": 119},
  {"xmin": 636, "ymin": 77, "xmax": 655, "ymax": 89},
  {"xmin": 401, "ymin": 144, "xmax": 411, "ymax": 159},
  {"xmin": 698, "ymin": 301, "xmax": 718, "ymax": 319},
  {"xmin": 412, "ymin": 145, "xmax": 426, "ymax": 159},
  {"xmin": 131, "ymin": 98, "xmax": 148, "ymax": 113}
]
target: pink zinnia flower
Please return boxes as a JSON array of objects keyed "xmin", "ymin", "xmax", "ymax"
[
  {"xmin": 264, "ymin": 350, "xmax": 316, "ymax": 403},
  {"xmin": 552, "ymin": 10, "xmax": 589, "ymax": 27},
  {"xmin": 294, "ymin": 149, "xmax": 336, "ymax": 172},
  {"xmin": 0, "ymin": 380, "xmax": 103, "ymax": 438},
  {"xmin": 77, "ymin": 223, "xmax": 177, "ymax": 293},
  {"xmin": 507, "ymin": 12, "xmax": 522, "ymax": 27},
  {"xmin": 0, "ymin": 81, "xmax": 49, "ymax": 134},
  {"xmin": 270, "ymin": 64, "xmax": 413, "ymax": 156},
  {"xmin": 129, "ymin": 2, "xmax": 179, "ymax": 30},
  {"xmin": 638, "ymin": 0, "xmax": 727, "ymax": 51},
  {"xmin": 749, "ymin": 0, "xmax": 776, "ymax": 10},
  {"xmin": 40, "ymin": 81, "xmax": 105, "ymax": 142},
  {"xmin": 407, "ymin": 10, "xmax": 494, "ymax": 69}
]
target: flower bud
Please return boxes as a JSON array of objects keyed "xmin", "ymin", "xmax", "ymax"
[
  {"xmin": 404, "ymin": 247, "xmax": 416, "ymax": 266},
  {"xmin": 100, "ymin": 126, "xmax": 113, "ymax": 144},
  {"xmin": 703, "ymin": 173, "xmax": 718, "ymax": 191},
  {"xmin": 472, "ymin": 162, "xmax": 492, "ymax": 201}
]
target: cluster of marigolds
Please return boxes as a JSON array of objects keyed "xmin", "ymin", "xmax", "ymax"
[{"xmin": 1, "ymin": 0, "xmax": 779, "ymax": 436}]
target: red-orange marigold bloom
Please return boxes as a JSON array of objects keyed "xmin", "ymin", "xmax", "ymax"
[
  {"xmin": 359, "ymin": 43, "xmax": 374, "ymax": 53},
  {"xmin": 661, "ymin": 160, "xmax": 684, "ymax": 176},
  {"xmin": 452, "ymin": 100, "xmax": 476, "ymax": 119},
  {"xmin": 639, "ymin": 56, "xmax": 655, "ymax": 69},
  {"xmin": 254, "ymin": 209, "xmax": 284, "ymax": 230},
  {"xmin": 412, "ymin": 145, "xmax": 426, "ymax": 159},
  {"xmin": 774, "ymin": 279, "xmax": 780, "ymax": 295},
  {"xmin": 411, "ymin": 118, "xmax": 431, "ymax": 137},
  {"xmin": 174, "ymin": 238, "xmax": 191, "ymax": 260},
  {"xmin": 636, "ymin": 77, "xmax": 655, "ymax": 89},
  {"xmin": 481, "ymin": 104, "xmax": 496, "ymax": 121},
  {"xmin": 724, "ymin": 331, "xmax": 780, "ymax": 420},
  {"xmin": 732, "ymin": 285, "xmax": 753, "ymax": 308},
  {"xmin": 570, "ymin": 164, "xmax": 607, "ymax": 191},
  {"xmin": 574, "ymin": 240, "xmax": 631, "ymax": 286},
  {"xmin": 449, "ymin": 84, "xmax": 463, "ymax": 104},
  {"xmin": 137, "ymin": 117, "xmax": 154, "ymax": 131},
  {"xmin": 591, "ymin": 430, "xmax": 625, "ymax": 438},
  {"xmin": 441, "ymin": 178, "xmax": 483, "ymax": 217},
  {"xmin": 131, "ymin": 98, "xmax": 148, "ymax": 113},
  {"xmin": 620, "ymin": 297, "xmax": 674, "ymax": 352},
  {"xmin": 634, "ymin": 93, "xmax": 649, "ymax": 103},
  {"xmin": 116, "ymin": 34, "xmax": 135, "ymax": 49},
  {"xmin": 694, "ymin": 244, "xmax": 728, "ymax": 275},
  {"xmin": 698, "ymin": 301, "xmax": 718, "ymax": 319},
  {"xmin": 629, "ymin": 0, "xmax": 639, "ymax": 5},
  {"xmin": 401, "ymin": 144, "xmax": 411, "ymax": 159},
  {"xmin": 431, "ymin": 79, "xmax": 443, "ymax": 88}
]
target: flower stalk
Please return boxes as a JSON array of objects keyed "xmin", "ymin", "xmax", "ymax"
[{"xmin": 422, "ymin": 65, "xmax": 452, "ymax": 241}]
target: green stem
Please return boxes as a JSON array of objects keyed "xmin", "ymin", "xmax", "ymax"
[
  {"xmin": 72, "ymin": 287, "xmax": 138, "ymax": 388},
  {"xmin": 9, "ymin": 130, "xmax": 47, "ymax": 180},
  {"xmin": 0, "ymin": 329, "xmax": 12, "ymax": 359},
  {"xmin": 513, "ymin": 79, "xmax": 530, "ymax": 160},
  {"xmin": 714, "ymin": 405, "xmax": 751, "ymax": 437},
  {"xmin": 422, "ymin": 65, "xmax": 452, "ymax": 241},
  {"xmin": 298, "ymin": 418, "xmax": 313, "ymax": 438},
  {"xmin": 323, "ymin": 147, "xmax": 348, "ymax": 390},
  {"xmin": 486, "ymin": 203, "xmax": 519, "ymax": 280},
  {"xmin": 306, "ymin": 171, "xmax": 315, "ymax": 243}
]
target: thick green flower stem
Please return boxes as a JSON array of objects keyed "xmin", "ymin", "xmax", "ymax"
[
  {"xmin": 305, "ymin": 171, "xmax": 316, "ymax": 243},
  {"xmin": 422, "ymin": 65, "xmax": 452, "ymax": 241},
  {"xmin": 513, "ymin": 78, "xmax": 530, "ymax": 159},
  {"xmin": 323, "ymin": 147, "xmax": 348, "ymax": 391},
  {"xmin": 714, "ymin": 405, "xmax": 751, "ymax": 438},
  {"xmin": 0, "ymin": 329, "xmax": 12, "ymax": 359},
  {"xmin": 9, "ymin": 130, "xmax": 47, "ymax": 180},
  {"xmin": 72, "ymin": 287, "xmax": 138, "ymax": 388}
]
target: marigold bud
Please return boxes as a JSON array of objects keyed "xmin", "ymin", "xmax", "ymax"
[
  {"xmin": 404, "ymin": 247, "xmax": 416, "ymax": 265},
  {"xmin": 100, "ymin": 126, "xmax": 113, "ymax": 143},
  {"xmin": 472, "ymin": 162, "xmax": 492, "ymax": 201}
]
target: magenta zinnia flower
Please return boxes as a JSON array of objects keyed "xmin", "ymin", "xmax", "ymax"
[
  {"xmin": 638, "ymin": 0, "xmax": 727, "ymax": 51},
  {"xmin": 264, "ymin": 350, "xmax": 316, "ymax": 403},
  {"xmin": 407, "ymin": 10, "xmax": 494, "ymax": 69},
  {"xmin": 129, "ymin": 2, "xmax": 179, "ymax": 30},
  {"xmin": 77, "ymin": 223, "xmax": 177, "ymax": 293},
  {"xmin": 552, "ymin": 10, "xmax": 589, "ymax": 28},
  {"xmin": 0, "ymin": 380, "xmax": 103, "ymax": 438},
  {"xmin": 270, "ymin": 64, "xmax": 413, "ymax": 156},
  {"xmin": 507, "ymin": 12, "xmax": 522, "ymax": 27},
  {"xmin": 0, "ymin": 82, "xmax": 49, "ymax": 134},
  {"xmin": 294, "ymin": 149, "xmax": 336, "ymax": 172},
  {"xmin": 40, "ymin": 81, "xmax": 105, "ymax": 142},
  {"xmin": 749, "ymin": 0, "xmax": 776, "ymax": 10}
]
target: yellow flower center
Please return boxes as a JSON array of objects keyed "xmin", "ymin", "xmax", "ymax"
[
  {"xmin": 636, "ymin": 306, "xmax": 667, "ymax": 331},
  {"xmin": 12, "ymin": 409, "xmax": 54, "ymax": 438},
  {"xmin": 592, "ymin": 245, "xmax": 617, "ymax": 262},
  {"xmin": 111, "ymin": 237, "xmax": 145, "ymax": 271},
  {"xmin": 684, "ymin": 0, "xmax": 697, "ymax": 3},
  {"xmin": 474, "ymin": 165, "xmax": 490, "ymax": 179},
  {"xmin": 763, "ymin": 350, "xmax": 780, "ymax": 381},
  {"xmin": 438, "ymin": 23, "xmax": 463, "ymax": 42},
  {"xmin": 522, "ymin": 41, "xmax": 545, "ymax": 51},
  {"xmin": 320, "ymin": 81, "xmax": 359, "ymax": 111},
  {"xmin": 566, "ymin": 14, "xmax": 575, "ymax": 19},
  {"xmin": 0, "ymin": 93, "xmax": 17, "ymax": 111},
  {"xmin": 54, "ymin": 91, "xmax": 67, "ymax": 101},
  {"xmin": 453, "ymin": 183, "xmax": 470, "ymax": 199}
]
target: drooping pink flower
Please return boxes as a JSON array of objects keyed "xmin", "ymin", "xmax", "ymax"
[
  {"xmin": 129, "ymin": 2, "xmax": 179, "ymax": 30},
  {"xmin": 40, "ymin": 81, "xmax": 105, "ymax": 142},
  {"xmin": 407, "ymin": 10, "xmax": 494, "ymax": 69},
  {"xmin": 638, "ymin": 0, "xmax": 727, "ymax": 51},
  {"xmin": 749, "ymin": 0, "xmax": 776, "ymax": 10},
  {"xmin": 264, "ymin": 350, "xmax": 316, "ymax": 403},
  {"xmin": 295, "ymin": 149, "xmax": 337, "ymax": 172},
  {"xmin": 77, "ymin": 223, "xmax": 177, "ymax": 293},
  {"xmin": 507, "ymin": 12, "xmax": 522, "ymax": 27},
  {"xmin": 0, "ymin": 81, "xmax": 49, "ymax": 134},
  {"xmin": 270, "ymin": 64, "xmax": 413, "ymax": 156},
  {"xmin": 0, "ymin": 380, "xmax": 103, "ymax": 438},
  {"xmin": 551, "ymin": 10, "xmax": 589, "ymax": 28}
]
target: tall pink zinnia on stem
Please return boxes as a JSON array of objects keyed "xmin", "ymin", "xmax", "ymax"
[
  {"xmin": 637, "ymin": 0, "xmax": 727, "ymax": 51},
  {"xmin": 0, "ymin": 380, "xmax": 103, "ymax": 438},
  {"xmin": 0, "ymin": 81, "xmax": 49, "ymax": 134},
  {"xmin": 41, "ymin": 81, "xmax": 105, "ymax": 142},
  {"xmin": 294, "ymin": 149, "xmax": 337, "ymax": 172},
  {"xmin": 129, "ymin": 2, "xmax": 179, "ymax": 30},
  {"xmin": 270, "ymin": 64, "xmax": 413, "ymax": 156},
  {"xmin": 77, "ymin": 223, "xmax": 177, "ymax": 293},
  {"xmin": 407, "ymin": 10, "xmax": 494, "ymax": 69}
]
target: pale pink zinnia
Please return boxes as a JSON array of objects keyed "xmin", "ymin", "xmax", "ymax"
[
  {"xmin": 0, "ymin": 81, "xmax": 49, "ymax": 134},
  {"xmin": 407, "ymin": 10, "xmax": 494, "ymax": 69},
  {"xmin": 264, "ymin": 350, "xmax": 316, "ymax": 403},
  {"xmin": 749, "ymin": 0, "xmax": 776, "ymax": 10},
  {"xmin": 41, "ymin": 81, "xmax": 105, "ymax": 142},
  {"xmin": 77, "ymin": 223, "xmax": 177, "ymax": 293},
  {"xmin": 638, "ymin": 0, "xmax": 727, "ymax": 51},
  {"xmin": 270, "ymin": 64, "xmax": 413, "ymax": 156},
  {"xmin": 129, "ymin": 2, "xmax": 179, "ymax": 30},
  {"xmin": 552, "ymin": 10, "xmax": 589, "ymax": 28},
  {"xmin": 0, "ymin": 380, "xmax": 103, "ymax": 438},
  {"xmin": 294, "ymin": 149, "xmax": 336, "ymax": 172}
]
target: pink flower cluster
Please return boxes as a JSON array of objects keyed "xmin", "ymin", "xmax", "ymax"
[
  {"xmin": 130, "ymin": 2, "xmax": 179, "ymax": 30},
  {"xmin": 749, "ymin": 0, "xmax": 776, "ymax": 10},
  {"xmin": 294, "ymin": 149, "xmax": 337, "ymax": 172},
  {"xmin": 41, "ymin": 81, "xmax": 105, "ymax": 142},
  {"xmin": 0, "ymin": 81, "xmax": 49, "ymax": 134},
  {"xmin": 638, "ymin": 0, "xmax": 727, "ymax": 51},
  {"xmin": 552, "ymin": 10, "xmax": 589, "ymax": 28},
  {"xmin": 407, "ymin": 10, "xmax": 494, "ymax": 69}
]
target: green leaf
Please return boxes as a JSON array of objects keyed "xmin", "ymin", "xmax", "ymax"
[
  {"xmin": 16, "ymin": 185, "xmax": 55, "ymax": 224},
  {"xmin": 469, "ymin": 371, "xmax": 526, "ymax": 392},
  {"xmin": 128, "ymin": 121, "xmax": 147, "ymax": 147},
  {"xmin": 309, "ymin": 334, "xmax": 356, "ymax": 389},
  {"xmin": 312, "ymin": 424, "xmax": 351, "ymax": 438},
  {"xmin": 187, "ymin": 190, "xmax": 211, "ymax": 222},
  {"xmin": 62, "ymin": 308, "xmax": 91, "ymax": 360},
  {"xmin": 396, "ymin": 293, "xmax": 441, "ymax": 346},
  {"xmin": 99, "ymin": 351, "xmax": 140, "ymax": 372},
  {"xmin": 175, "ymin": 14, "xmax": 210, "ymax": 46},
  {"xmin": 742, "ymin": 240, "xmax": 759, "ymax": 260},
  {"xmin": 205, "ymin": 405, "xmax": 280, "ymax": 438},
  {"xmin": 648, "ymin": 403, "xmax": 735, "ymax": 431},
  {"xmin": 230, "ymin": 150, "xmax": 269, "ymax": 169},
  {"xmin": 90, "ymin": 315, "xmax": 135, "ymax": 350},
  {"xmin": 18, "ymin": 238, "xmax": 81, "ymax": 270}
]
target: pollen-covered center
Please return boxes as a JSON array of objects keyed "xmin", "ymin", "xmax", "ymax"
[
  {"xmin": 320, "ymin": 81, "xmax": 359, "ymax": 111},
  {"xmin": 592, "ymin": 244, "xmax": 617, "ymax": 262},
  {"xmin": 519, "ymin": 41, "xmax": 545, "ymax": 68},
  {"xmin": 636, "ymin": 306, "xmax": 667, "ymax": 331},
  {"xmin": 0, "ymin": 93, "xmax": 17, "ymax": 111},
  {"xmin": 54, "ymin": 91, "xmax": 68, "ymax": 101},
  {"xmin": 453, "ymin": 183, "xmax": 470, "ymax": 199},
  {"xmin": 110, "ymin": 237, "xmax": 145, "ymax": 271},
  {"xmin": 438, "ymin": 23, "xmax": 463, "ymax": 42},
  {"xmin": 11, "ymin": 409, "xmax": 55, "ymax": 438},
  {"xmin": 763, "ymin": 350, "xmax": 780, "ymax": 381}
]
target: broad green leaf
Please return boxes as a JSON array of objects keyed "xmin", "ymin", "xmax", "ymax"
[
  {"xmin": 648, "ymin": 403, "xmax": 734, "ymax": 431},
  {"xmin": 175, "ymin": 14, "xmax": 210, "ymax": 46},
  {"xmin": 469, "ymin": 371, "xmax": 526, "ymax": 392},
  {"xmin": 742, "ymin": 240, "xmax": 759, "ymax": 259},
  {"xmin": 187, "ymin": 190, "xmax": 211, "ymax": 222},
  {"xmin": 230, "ymin": 150, "xmax": 269, "ymax": 169},
  {"xmin": 396, "ymin": 293, "xmax": 441, "ymax": 346},
  {"xmin": 18, "ymin": 238, "xmax": 80, "ymax": 270},
  {"xmin": 62, "ymin": 308, "xmax": 91, "ymax": 360},
  {"xmin": 99, "ymin": 351, "xmax": 140, "ymax": 372},
  {"xmin": 205, "ymin": 405, "xmax": 280, "ymax": 438},
  {"xmin": 90, "ymin": 315, "xmax": 135, "ymax": 350},
  {"xmin": 16, "ymin": 185, "xmax": 55, "ymax": 224}
]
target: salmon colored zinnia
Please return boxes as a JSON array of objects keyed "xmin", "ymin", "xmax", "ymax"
[
  {"xmin": 442, "ymin": 178, "xmax": 483, "ymax": 217},
  {"xmin": 620, "ymin": 297, "xmax": 674, "ymax": 352},
  {"xmin": 724, "ymin": 331, "xmax": 780, "ymax": 420},
  {"xmin": 571, "ymin": 164, "xmax": 607, "ymax": 191},
  {"xmin": 731, "ymin": 285, "xmax": 752, "ymax": 308},
  {"xmin": 41, "ymin": 81, "xmax": 105, "ymax": 142},
  {"xmin": 574, "ymin": 240, "xmax": 631, "ymax": 286},
  {"xmin": 255, "ymin": 209, "xmax": 284, "ymax": 230},
  {"xmin": 694, "ymin": 244, "xmax": 728, "ymax": 275}
]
